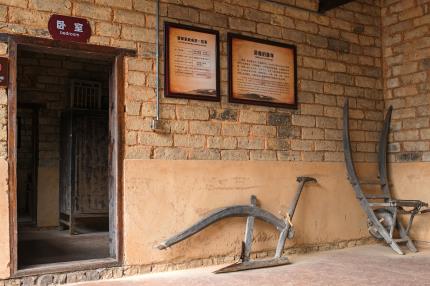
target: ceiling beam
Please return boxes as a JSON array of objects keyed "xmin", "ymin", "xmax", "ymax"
[{"xmin": 318, "ymin": 0, "xmax": 355, "ymax": 13}]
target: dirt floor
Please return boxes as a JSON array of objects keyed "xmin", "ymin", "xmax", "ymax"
[
  {"xmin": 18, "ymin": 229, "xmax": 109, "ymax": 268},
  {"xmin": 70, "ymin": 244, "xmax": 430, "ymax": 286}
]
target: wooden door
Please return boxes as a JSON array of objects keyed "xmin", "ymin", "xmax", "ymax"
[
  {"xmin": 60, "ymin": 110, "xmax": 109, "ymax": 233},
  {"xmin": 73, "ymin": 110, "xmax": 109, "ymax": 215}
]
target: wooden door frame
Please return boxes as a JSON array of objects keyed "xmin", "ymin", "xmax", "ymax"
[{"xmin": 5, "ymin": 34, "xmax": 136, "ymax": 277}]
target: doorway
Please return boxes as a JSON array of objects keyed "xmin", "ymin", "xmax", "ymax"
[
  {"xmin": 16, "ymin": 48, "xmax": 111, "ymax": 268},
  {"xmin": 6, "ymin": 35, "xmax": 132, "ymax": 275}
]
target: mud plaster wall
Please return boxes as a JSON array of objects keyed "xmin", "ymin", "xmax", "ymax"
[
  {"xmin": 0, "ymin": 0, "xmax": 412, "ymax": 280},
  {"xmin": 0, "ymin": 42, "xmax": 9, "ymax": 279},
  {"xmin": 389, "ymin": 162, "xmax": 430, "ymax": 242},
  {"xmin": 0, "ymin": 159, "xmax": 9, "ymax": 279},
  {"xmin": 123, "ymin": 160, "xmax": 376, "ymax": 266}
]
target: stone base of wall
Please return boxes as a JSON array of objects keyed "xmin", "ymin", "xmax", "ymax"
[{"xmin": 1, "ymin": 237, "xmax": 376, "ymax": 286}]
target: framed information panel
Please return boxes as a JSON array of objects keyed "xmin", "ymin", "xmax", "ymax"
[
  {"xmin": 228, "ymin": 33, "xmax": 297, "ymax": 108},
  {"xmin": 165, "ymin": 22, "xmax": 220, "ymax": 101}
]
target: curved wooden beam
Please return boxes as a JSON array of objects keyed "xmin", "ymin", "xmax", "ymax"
[
  {"xmin": 378, "ymin": 106, "xmax": 392, "ymax": 194},
  {"xmin": 157, "ymin": 205, "xmax": 287, "ymax": 250},
  {"xmin": 343, "ymin": 99, "xmax": 404, "ymax": 254},
  {"xmin": 342, "ymin": 99, "xmax": 360, "ymax": 188}
]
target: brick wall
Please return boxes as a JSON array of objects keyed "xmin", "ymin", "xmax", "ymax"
[
  {"xmin": 17, "ymin": 108, "xmax": 34, "ymax": 215},
  {"xmin": 0, "ymin": 0, "xmax": 384, "ymax": 163},
  {"xmin": 0, "ymin": 0, "xmax": 402, "ymax": 283},
  {"xmin": 128, "ymin": 0, "xmax": 384, "ymax": 162},
  {"xmin": 382, "ymin": 0, "xmax": 430, "ymax": 163},
  {"xmin": 17, "ymin": 49, "xmax": 110, "ymax": 166}
]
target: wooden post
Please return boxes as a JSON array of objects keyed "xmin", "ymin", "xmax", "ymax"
[{"xmin": 8, "ymin": 36, "xmax": 18, "ymax": 276}]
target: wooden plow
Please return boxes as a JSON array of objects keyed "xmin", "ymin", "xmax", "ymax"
[
  {"xmin": 343, "ymin": 99, "xmax": 430, "ymax": 254},
  {"xmin": 156, "ymin": 176, "xmax": 317, "ymax": 273}
]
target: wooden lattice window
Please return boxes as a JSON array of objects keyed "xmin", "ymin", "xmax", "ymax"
[{"xmin": 70, "ymin": 79, "xmax": 102, "ymax": 110}]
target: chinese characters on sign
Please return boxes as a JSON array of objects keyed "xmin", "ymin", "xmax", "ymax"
[
  {"xmin": 176, "ymin": 36, "xmax": 208, "ymax": 45},
  {"xmin": 228, "ymin": 34, "xmax": 297, "ymax": 109},
  {"xmin": 254, "ymin": 50, "xmax": 274, "ymax": 58},
  {"xmin": 48, "ymin": 14, "xmax": 91, "ymax": 43},
  {"xmin": 165, "ymin": 22, "xmax": 220, "ymax": 101}
]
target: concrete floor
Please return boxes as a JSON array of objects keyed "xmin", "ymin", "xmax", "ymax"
[
  {"xmin": 71, "ymin": 244, "xmax": 430, "ymax": 286},
  {"xmin": 18, "ymin": 229, "xmax": 109, "ymax": 268}
]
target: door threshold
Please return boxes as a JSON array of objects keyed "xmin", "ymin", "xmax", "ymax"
[{"xmin": 14, "ymin": 257, "xmax": 119, "ymax": 278}]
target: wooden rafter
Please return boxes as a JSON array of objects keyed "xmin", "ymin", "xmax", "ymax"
[{"xmin": 318, "ymin": 0, "xmax": 355, "ymax": 13}]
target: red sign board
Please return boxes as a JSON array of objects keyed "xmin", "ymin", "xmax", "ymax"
[
  {"xmin": 0, "ymin": 58, "xmax": 8, "ymax": 87},
  {"xmin": 48, "ymin": 14, "xmax": 91, "ymax": 43}
]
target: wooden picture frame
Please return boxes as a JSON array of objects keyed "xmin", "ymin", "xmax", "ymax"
[
  {"xmin": 228, "ymin": 33, "xmax": 297, "ymax": 109},
  {"xmin": 164, "ymin": 22, "xmax": 220, "ymax": 101}
]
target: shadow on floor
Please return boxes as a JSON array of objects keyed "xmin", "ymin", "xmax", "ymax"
[
  {"xmin": 71, "ymin": 244, "xmax": 430, "ymax": 286},
  {"xmin": 18, "ymin": 229, "xmax": 110, "ymax": 268}
]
